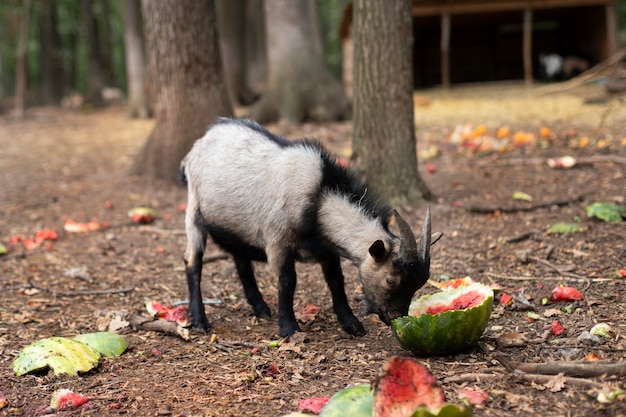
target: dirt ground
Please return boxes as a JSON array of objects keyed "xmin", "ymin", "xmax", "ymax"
[{"xmin": 1, "ymin": 83, "xmax": 625, "ymax": 417}]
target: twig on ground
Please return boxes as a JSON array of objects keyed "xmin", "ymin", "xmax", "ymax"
[
  {"xmin": 138, "ymin": 226, "xmax": 186, "ymax": 236},
  {"xmin": 506, "ymin": 231, "xmax": 535, "ymax": 243},
  {"xmin": 126, "ymin": 314, "xmax": 190, "ymax": 341},
  {"xmin": 203, "ymin": 252, "xmax": 230, "ymax": 263},
  {"xmin": 484, "ymin": 271, "xmax": 614, "ymax": 283},
  {"xmin": 510, "ymin": 361, "xmax": 626, "ymax": 378},
  {"xmin": 0, "ymin": 284, "xmax": 31, "ymax": 292},
  {"xmin": 442, "ymin": 372, "xmax": 603, "ymax": 388},
  {"xmin": 472, "ymin": 155, "xmax": 626, "ymax": 168},
  {"xmin": 26, "ymin": 280, "xmax": 133, "ymax": 296},
  {"xmin": 526, "ymin": 255, "xmax": 586, "ymax": 280},
  {"xmin": 467, "ymin": 195, "xmax": 583, "ymax": 214}
]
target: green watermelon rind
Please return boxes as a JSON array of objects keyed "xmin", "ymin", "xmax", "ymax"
[
  {"xmin": 411, "ymin": 403, "xmax": 473, "ymax": 417},
  {"xmin": 318, "ymin": 383, "xmax": 471, "ymax": 417},
  {"xmin": 391, "ymin": 283, "xmax": 494, "ymax": 356},
  {"xmin": 319, "ymin": 384, "xmax": 373, "ymax": 417}
]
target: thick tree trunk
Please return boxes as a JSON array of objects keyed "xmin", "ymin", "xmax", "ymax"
[
  {"xmin": 131, "ymin": 0, "xmax": 232, "ymax": 181},
  {"xmin": 15, "ymin": 0, "xmax": 32, "ymax": 118},
  {"xmin": 39, "ymin": 0, "xmax": 64, "ymax": 105},
  {"xmin": 122, "ymin": 0, "xmax": 150, "ymax": 118},
  {"xmin": 82, "ymin": 0, "xmax": 105, "ymax": 107},
  {"xmin": 249, "ymin": 0, "xmax": 350, "ymax": 124},
  {"xmin": 244, "ymin": 0, "xmax": 267, "ymax": 95},
  {"xmin": 352, "ymin": 0, "xmax": 431, "ymax": 206},
  {"xmin": 217, "ymin": 0, "xmax": 258, "ymax": 107}
]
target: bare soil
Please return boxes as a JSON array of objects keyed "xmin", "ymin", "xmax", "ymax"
[{"xmin": 1, "ymin": 83, "xmax": 625, "ymax": 417}]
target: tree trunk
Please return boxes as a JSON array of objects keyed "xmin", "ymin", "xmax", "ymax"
[
  {"xmin": 15, "ymin": 0, "xmax": 32, "ymax": 118},
  {"xmin": 217, "ymin": 0, "xmax": 258, "ymax": 107},
  {"xmin": 82, "ymin": 0, "xmax": 105, "ymax": 107},
  {"xmin": 39, "ymin": 0, "xmax": 64, "ymax": 105},
  {"xmin": 249, "ymin": 0, "xmax": 351, "ymax": 124},
  {"xmin": 352, "ymin": 0, "xmax": 431, "ymax": 206},
  {"xmin": 122, "ymin": 0, "xmax": 150, "ymax": 118},
  {"xmin": 131, "ymin": 0, "xmax": 232, "ymax": 181},
  {"xmin": 244, "ymin": 0, "xmax": 267, "ymax": 95}
]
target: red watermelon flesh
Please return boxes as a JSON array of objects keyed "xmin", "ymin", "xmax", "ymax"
[
  {"xmin": 425, "ymin": 290, "xmax": 485, "ymax": 315},
  {"xmin": 373, "ymin": 356, "xmax": 446, "ymax": 417}
]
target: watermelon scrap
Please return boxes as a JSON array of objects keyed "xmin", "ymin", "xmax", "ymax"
[
  {"xmin": 298, "ymin": 397, "xmax": 330, "ymax": 414},
  {"xmin": 374, "ymin": 357, "xmax": 446, "ymax": 416},
  {"xmin": 550, "ymin": 286, "xmax": 583, "ymax": 302},
  {"xmin": 50, "ymin": 389, "xmax": 90, "ymax": 411},
  {"xmin": 145, "ymin": 300, "xmax": 190, "ymax": 327}
]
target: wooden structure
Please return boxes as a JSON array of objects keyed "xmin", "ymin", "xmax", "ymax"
[{"xmin": 339, "ymin": 0, "xmax": 619, "ymax": 93}]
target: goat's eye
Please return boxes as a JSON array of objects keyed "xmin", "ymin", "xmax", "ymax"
[{"xmin": 386, "ymin": 276, "xmax": 400, "ymax": 288}]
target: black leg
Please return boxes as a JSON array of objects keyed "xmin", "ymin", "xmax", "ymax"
[
  {"xmin": 186, "ymin": 250, "xmax": 211, "ymax": 332},
  {"xmin": 234, "ymin": 256, "xmax": 271, "ymax": 318},
  {"xmin": 277, "ymin": 252, "xmax": 301, "ymax": 337},
  {"xmin": 319, "ymin": 253, "xmax": 366, "ymax": 336}
]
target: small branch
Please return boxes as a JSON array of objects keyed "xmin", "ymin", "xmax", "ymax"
[
  {"xmin": 442, "ymin": 372, "xmax": 603, "ymax": 388},
  {"xmin": 467, "ymin": 195, "xmax": 583, "ymax": 214},
  {"xmin": 473, "ymin": 155, "xmax": 626, "ymax": 168},
  {"xmin": 138, "ymin": 226, "xmax": 186, "ymax": 236},
  {"xmin": 526, "ymin": 255, "xmax": 585, "ymax": 280},
  {"xmin": 27, "ymin": 280, "xmax": 133, "ymax": 296},
  {"xmin": 126, "ymin": 314, "xmax": 190, "ymax": 340},
  {"xmin": 510, "ymin": 361, "xmax": 626, "ymax": 378}
]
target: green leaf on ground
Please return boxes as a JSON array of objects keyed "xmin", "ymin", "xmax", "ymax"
[
  {"xmin": 547, "ymin": 223, "xmax": 585, "ymax": 234},
  {"xmin": 586, "ymin": 202, "xmax": 626, "ymax": 222}
]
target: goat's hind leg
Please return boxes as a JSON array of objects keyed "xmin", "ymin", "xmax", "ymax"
[
  {"xmin": 184, "ymin": 207, "xmax": 211, "ymax": 332},
  {"xmin": 234, "ymin": 256, "xmax": 271, "ymax": 319}
]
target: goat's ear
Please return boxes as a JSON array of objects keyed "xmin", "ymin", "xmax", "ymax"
[{"xmin": 368, "ymin": 240, "xmax": 387, "ymax": 262}]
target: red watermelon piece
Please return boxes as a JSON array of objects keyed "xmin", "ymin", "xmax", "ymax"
[{"xmin": 373, "ymin": 357, "xmax": 446, "ymax": 417}]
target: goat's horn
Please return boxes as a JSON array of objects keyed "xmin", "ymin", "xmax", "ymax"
[
  {"xmin": 418, "ymin": 207, "xmax": 432, "ymax": 261},
  {"xmin": 394, "ymin": 209, "xmax": 418, "ymax": 259}
]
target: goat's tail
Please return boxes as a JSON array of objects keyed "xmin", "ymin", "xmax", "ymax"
[{"xmin": 178, "ymin": 157, "xmax": 188, "ymax": 186}]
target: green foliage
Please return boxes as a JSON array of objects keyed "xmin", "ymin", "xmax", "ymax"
[
  {"xmin": 586, "ymin": 202, "xmax": 626, "ymax": 222},
  {"xmin": 318, "ymin": 0, "xmax": 348, "ymax": 79},
  {"xmin": 0, "ymin": 0, "xmax": 126, "ymax": 101},
  {"xmin": 547, "ymin": 222, "xmax": 586, "ymax": 233}
]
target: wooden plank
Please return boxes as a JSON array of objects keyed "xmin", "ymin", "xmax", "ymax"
[
  {"xmin": 523, "ymin": 8, "xmax": 533, "ymax": 86},
  {"xmin": 605, "ymin": 4, "xmax": 618, "ymax": 55},
  {"xmin": 440, "ymin": 12, "xmax": 451, "ymax": 89},
  {"xmin": 412, "ymin": 0, "xmax": 615, "ymax": 16}
]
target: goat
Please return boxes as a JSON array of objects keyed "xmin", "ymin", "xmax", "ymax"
[{"xmin": 180, "ymin": 118, "xmax": 432, "ymax": 337}]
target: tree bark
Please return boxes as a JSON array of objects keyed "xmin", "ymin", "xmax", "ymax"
[
  {"xmin": 217, "ymin": 0, "xmax": 258, "ymax": 107},
  {"xmin": 248, "ymin": 0, "xmax": 351, "ymax": 124},
  {"xmin": 352, "ymin": 0, "xmax": 431, "ymax": 206},
  {"xmin": 131, "ymin": 0, "xmax": 232, "ymax": 181},
  {"xmin": 122, "ymin": 0, "xmax": 150, "ymax": 118},
  {"xmin": 81, "ymin": 0, "xmax": 105, "ymax": 107},
  {"xmin": 15, "ymin": 0, "xmax": 32, "ymax": 118},
  {"xmin": 244, "ymin": 0, "xmax": 267, "ymax": 95},
  {"xmin": 39, "ymin": 0, "xmax": 64, "ymax": 105}
]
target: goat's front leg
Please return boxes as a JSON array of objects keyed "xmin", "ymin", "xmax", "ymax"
[
  {"xmin": 270, "ymin": 250, "xmax": 301, "ymax": 337},
  {"xmin": 319, "ymin": 253, "xmax": 366, "ymax": 336}
]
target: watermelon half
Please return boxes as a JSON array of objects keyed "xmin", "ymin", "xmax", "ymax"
[{"xmin": 391, "ymin": 283, "xmax": 493, "ymax": 356}]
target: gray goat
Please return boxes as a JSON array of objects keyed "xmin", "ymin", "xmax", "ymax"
[{"xmin": 180, "ymin": 118, "xmax": 432, "ymax": 337}]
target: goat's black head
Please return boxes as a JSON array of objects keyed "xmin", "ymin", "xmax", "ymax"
[{"xmin": 359, "ymin": 208, "xmax": 432, "ymax": 325}]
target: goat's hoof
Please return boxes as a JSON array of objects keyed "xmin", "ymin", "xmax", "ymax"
[
  {"xmin": 192, "ymin": 319, "xmax": 212, "ymax": 334},
  {"xmin": 342, "ymin": 320, "xmax": 366, "ymax": 337},
  {"xmin": 254, "ymin": 304, "xmax": 272, "ymax": 319},
  {"xmin": 278, "ymin": 322, "xmax": 302, "ymax": 338}
]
